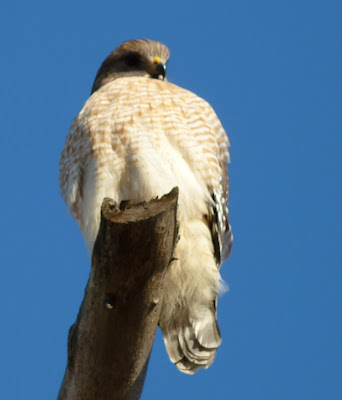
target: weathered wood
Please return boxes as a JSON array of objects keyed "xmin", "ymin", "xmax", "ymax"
[{"xmin": 58, "ymin": 188, "xmax": 179, "ymax": 400}]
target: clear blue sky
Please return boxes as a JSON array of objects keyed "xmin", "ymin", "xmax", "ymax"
[{"xmin": 1, "ymin": 1, "xmax": 341, "ymax": 399}]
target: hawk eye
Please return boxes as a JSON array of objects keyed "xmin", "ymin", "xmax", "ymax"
[{"xmin": 125, "ymin": 53, "xmax": 140, "ymax": 67}]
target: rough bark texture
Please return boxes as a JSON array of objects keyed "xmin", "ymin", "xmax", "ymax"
[{"xmin": 58, "ymin": 188, "xmax": 179, "ymax": 400}]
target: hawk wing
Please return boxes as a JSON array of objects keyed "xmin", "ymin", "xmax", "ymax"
[
  {"xmin": 59, "ymin": 117, "xmax": 85, "ymax": 223},
  {"xmin": 202, "ymin": 105, "xmax": 233, "ymax": 267}
]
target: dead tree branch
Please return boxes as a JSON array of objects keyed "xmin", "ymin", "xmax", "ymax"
[{"xmin": 58, "ymin": 187, "xmax": 178, "ymax": 400}]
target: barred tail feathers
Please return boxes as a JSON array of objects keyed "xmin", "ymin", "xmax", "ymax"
[{"xmin": 160, "ymin": 303, "xmax": 221, "ymax": 374}]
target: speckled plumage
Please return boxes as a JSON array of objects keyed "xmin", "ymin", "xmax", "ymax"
[{"xmin": 60, "ymin": 40, "xmax": 232, "ymax": 374}]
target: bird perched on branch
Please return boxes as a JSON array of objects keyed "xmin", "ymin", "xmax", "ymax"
[{"xmin": 60, "ymin": 39, "xmax": 233, "ymax": 374}]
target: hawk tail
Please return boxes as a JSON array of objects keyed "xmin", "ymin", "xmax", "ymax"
[{"xmin": 160, "ymin": 304, "xmax": 222, "ymax": 374}]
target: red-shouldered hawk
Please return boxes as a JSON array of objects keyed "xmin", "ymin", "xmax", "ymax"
[{"xmin": 60, "ymin": 39, "xmax": 233, "ymax": 374}]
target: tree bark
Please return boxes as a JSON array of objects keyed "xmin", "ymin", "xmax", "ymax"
[{"xmin": 58, "ymin": 188, "xmax": 178, "ymax": 400}]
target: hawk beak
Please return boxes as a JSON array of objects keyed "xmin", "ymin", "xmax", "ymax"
[{"xmin": 148, "ymin": 56, "xmax": 166, "ymax": 80}]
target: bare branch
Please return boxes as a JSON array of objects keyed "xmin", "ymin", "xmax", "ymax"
[{"xmin": 58, "ymin": 188, "xmax": 179, "ymax": 400}]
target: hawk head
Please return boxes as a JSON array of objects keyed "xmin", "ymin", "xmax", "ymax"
[{"xmin": 91, "ymin": 39, "xmax": 170, "ymax": 94}]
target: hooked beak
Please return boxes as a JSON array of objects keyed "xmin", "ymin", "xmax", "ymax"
[{"xmin": 148, "ymin": 56, "xmax": 166, "ymax": 80}]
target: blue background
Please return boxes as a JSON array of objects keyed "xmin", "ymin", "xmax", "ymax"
[{"xmin": 1, "ymin": 1, "xmax": 341, "ymax": 399}]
